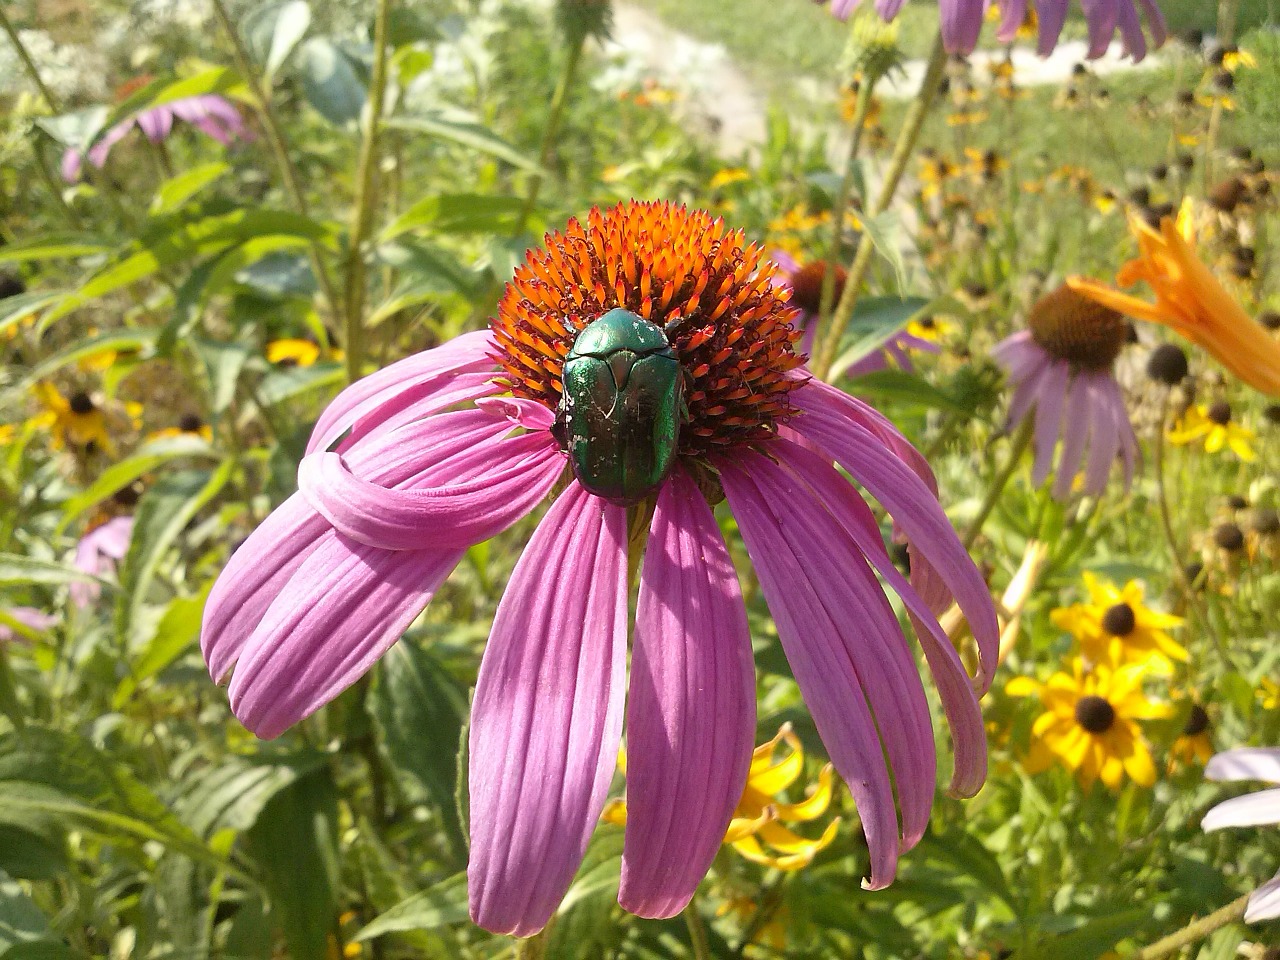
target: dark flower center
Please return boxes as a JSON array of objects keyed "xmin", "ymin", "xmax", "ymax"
[
  {"xmin": 788, "ymin": 261, "xmax": 846, "ymax": 318},
  {"xmin": 1183, "ymin": 705, "xmax": 1210, "ymax": 737},
  {"xmin": 490, "ymin": 202, "xmax": 803, "ymax": 460},
  {"xmin": 1207, "ymin": 401, "xmax": 1232, "ymax": 425},
  {"xmin": 1214, "ymin": 523, "xmax": 1245, "ymax": 551},
  {"xmin": 1102, "ymin": 603, "xmax": 1136, "ymax": 636},
  {"xmin": 112, "ymin": 484, "xmax": 141, "ymax": 507},
  {"xmin": 1027, "ymin": 284, "xmax": 1128, "ymax": 370},
  {"xmin": 69, "ymin": 392, "xmax": 96, "ymax": 415},
  {"xmin": 1075, "ymin": 695, "xmax": 1116, "ymax": 734},
  {"xmin": 1146, "ymin": 343, "xmax": 1189, "ymax": 385},
  {"xmin": 179, "ymin": 413, "xmax": 204, "ymax": 433},
  {"xmin": 1252, "ymin": 509, "xmax": 1280, "ymax": 536}
]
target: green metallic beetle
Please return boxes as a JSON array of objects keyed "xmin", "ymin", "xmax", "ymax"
[{"xmin": 553, "ymin": 308, "xmax": 684, "ymax": 506}]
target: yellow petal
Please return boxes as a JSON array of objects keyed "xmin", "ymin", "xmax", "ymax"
[{"xmin": 772, "ymin": 764, "xmax": 834, "ymax": 822}]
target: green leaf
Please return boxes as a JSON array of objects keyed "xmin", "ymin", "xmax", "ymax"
[
  {"xmin": 257, "ymin": 362, "xmax": 344, "ymax": 405},
  {"xmin": 174, "ymin": 753, "xmax": 326, "ymax": 838},
  {"xmin": 828, "ymin": 295, "xmax": 930, "ymax": 379},
  {"xmin": 846, "ymin": 369, "xmax": 967, "ymax": 413},
  {"xmin": 380, "ymin": 194, "xmax": 525, "ymax": 242},
  {"xmin": 100, "ymin": 68, "xmax": 239, "ymax": 133},
  {"xmin": 1014, "ymin": 908, "xmax": 1153, "ymax": 960},
  {"xmin": 113, "ymin": 583, "xmax": 212, "ymax": 708},
  {"xmin": 0, "ymin": 556, "xmax": 101, "ymax": 589},
  {"xmin": 245, "ymin": 770, "xmax": 340, "ymax": 960},
  {"xmin": 58, "ymin": 434, "xmax": 219, "ymax": 533},
  {"xmin": 0, "ymin": 235, "xmax": 111, "ymax": 264},
  {"xmin": 0, "ymin": 291, "xmax": 68, "ymax": 340},
  {"xmin": 0, "ymin": 871, "xmax": 54, "ymax": 954},
  {"xmin": 386, "ymin": 111, "xmax": 542, "ymax": 172},
  {"xmin": 191, "ymin": 339, "xmax": 254, "ymax": 415},
  {"xmin": 355, "ymin": 874, "xmax": 469, "ymax": 941},
  {"xmin": 114, "ymin": 464, "xmax": 233, "ymax": 648},
  {"xmin": 266, "ymin": 1, "xmax": 312, "ymax": 78},
  {"xmin": 34, "ymin": 107, "xmax": 108, "ymax": 153},
  {"xmin": 858, "ymin": 209, "xmax": 910, "ymax": 291},
  {"xmin": 150, "ymin": 162, "xmax": 231, "ymax": 216},
  {"xmin": 21, "ymin": 330, "xmax": 159, "ymax": 383},
  {"xmin": 298, "ymin": 38, "xmax": 366, "ymax": 126},
  {"xmin": 370, "ymin": 642, "xmax": 469, "ymax": 863}
]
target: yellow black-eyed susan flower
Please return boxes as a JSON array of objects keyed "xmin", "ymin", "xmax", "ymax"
[
  {"xmin": 267, "ymin": 338, "xmax": 323, "ymax": 367},
  {"xmin": 1050, "ymin": 572, "xmax": 1187, "ymax": 671},
  {"xmin": 1168, "ymin": 402, "xmax": 1256, "ymax": 461},
  {"xmin": 32, "ymin": 383, "xmax": 114, "ymax": 453}
]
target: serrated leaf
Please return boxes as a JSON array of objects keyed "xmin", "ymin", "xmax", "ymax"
[
  {"xmin": 355, "ymin": 874, "xmax": 469, "ymax": 941},
  {"xmin": 174, "ymin": 754, "xmax": 325, "ymax": 838}
]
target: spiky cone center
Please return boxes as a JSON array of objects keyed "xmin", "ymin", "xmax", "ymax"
[
  {"xmin": 788, "ymin": 261, "xmax": 846, "ymax": 317},
  {"xmin": 1027, "ymin": 284, "xmax": 1128, "ymax": 371},
  {"xmin": 489, "ymin": 201, "xmax": 805, "ymax": 462}
]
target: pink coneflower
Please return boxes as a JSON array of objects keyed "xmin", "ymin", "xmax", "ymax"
[
  {"xmin": 821, "ymin": 0, "xmax": 1165, "ymax": 61},
  {"xmin": 991, "ymin": 284, "xmax": 1138, "ymax": 500},
  {"xmin": 1202, "ymin": 748, "xmax": 1280, "ymax": 922},
  {"xmin": 70, "ymin": 515, "xmax": 133, "ymax": 608},
  {"xmin": 0, "ymin": 607, "xmax": 58, "ymax": 642},
  {"xmin": 770, "ymin": 252, "xmax": 938, "ymax": 375},
  {"xmin": 61, "ymin": 93, "xmax": 248, "ymax": 183},
  {"xmin": 202, "ymin": 201, "xmax": 997, "ymax": 936}
]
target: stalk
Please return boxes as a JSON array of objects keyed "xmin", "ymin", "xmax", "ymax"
[
  {"xmin": 811, "ymin": 30, "xmax": 947, "ymax": 380},
  {"xmin": 210, "ymin": 0, "xmax": 342, "ymax": 326},
  {"xmin": 1134, "ymin": 892, "xmax": 1250, "ymax": 960},
  {"xmin": 516, "ymin": 33, "xmax": 586, "ymax": 233},
  {"xmin": 962, "ymin": 416, "xmax": 1034, "ymax": 551},
  {"xmin": 342, "ymin": 0, "xmax": 395, "ymax": 384},
  {"xmin": 0, "ymin": 6, "xmax": 62, "ymax": 111}
]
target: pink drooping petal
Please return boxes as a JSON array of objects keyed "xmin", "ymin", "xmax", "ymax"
[
  {"xmin": 297, "ymin": 433, "xmax": 564, "ymax": 551},
  {"xmin": 939, "ymin": 0, "xmax": 986, "ymax": 54},
  {"xmin": 1005, "ymin": 362, "xmax": 1049, "ymax": 432},
  {"xmin": 1083, "ymin": 376, "xmax": 1121, "ymax": 495},
  {"xmin": 170, "ymin": 95, "xmax": 247, "ymax": 144},
  {"xmin": 770, "ymin": 438, "xmax": 988, "ymax": 798},
  {"xmin": 996, "ymin": 0, "xmax": 1027, "ymax": 42},
  {"xmin": 228, "ymin": 536, "xmax": 464, "ymax": 738},
  {"xmin": 1053, "ymin": 375, "xmax": 1093, "ymax": 500},
  {"xmin": 1081, "ymin": 0, "xmax": 1120, "ymax": 58},
  {"xmin": 1138, "ymin": 0, "xmax": 1167, "ymax": 48},
  {"xmin": 620, "ymin": 469, "xmax": 755, "ymax": 919},
  {"xmin": 202, "ymin": 409, "xmax": 515, "ymax": 680},
  {"xmin": 1030, "ymin": 360, "xmax": 1069, "ymax": 488},
  {"xmin": 474, "ymin": 395, "xmax": 557, "ymax": 431},
  {"xmin": 306, "ymin": 330, "xmax": 497, "ymax": 454},
  {"xmin": 1201, "ymin": 788, "xmax": 1280, "ymax": 830},
  {"xmin": 61, "ymin": 149, "xmax": 83, "ymax": 183},
  {"xmin": 738, "ymin": 448, "xmax": 937, "ymax": 849},
  {"xmin": 0, "ymin": 607, "xmax": 60, "ymax": 643},
  {"xmin": 136, "ymin": 105, "xmax": 175, "ymax": 143},
  {"xmin": 86, "ymin": 119, "xmax": 136, "ymax": 169},
  {"xmin": 468, "ymin": 483, "xmax": 628, "ymax": 936},
  {"xmin": 1036, "ymin": 0, "xmax": 1071, "ymax": 56},
  {"xmin": 1114, "ymin": 0, "xmax": 1147, "ymax": 60},
  {"xmin": 70, "ymin": 516, "xmax": 134, "ymax": 608},
  {"xmin": 829, "ymin": 0, "xmax": 861, "ymax": 19},
  {"xmin": 1101, "ymin": 374, "xmax": 1139, "ymax": 490},
  {"xmin": 719, "ymin": 458, "xmax": 901, "ymax": 890},
  {"xmin": 992, "ymin": 331, "xmax": 1047, "ymax": 385},
  {"xmin": 875, "ymin": 0, "xmax": 909, "ymax": 20},
  {"xmin": 1246, "ymin": 870, "xmax": 1280, "ymax": 923},
  {"xmin": 1206, "ymin": 748, "xmax": 1280, "ymax": 784},
  {"xmin": 788, "ymin": 390, "xmax": 999, "ymax": 690}
]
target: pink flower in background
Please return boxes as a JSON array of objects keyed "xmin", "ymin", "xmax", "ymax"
[
  {"xmin": 0, "ymin": 607, "xmax": 58, "ymax": 643},
  {"xmin": 70, "ymin": 515, "xmax": 133, "ymax": 607},
  {"xmin": 769, "ymin": 250, "xmax": 939, "ymax": 374},
  {"xmin": 821, "ymin": 0, "xmax": 1166, "ymax": 61},
  {"xmin": 201, "ymin": 202, "xmax": 997, "ymax": 936},
  {"xmin": 992, "ymin": 284, "xmax": 1138, "ymax": 500},
  {"xmin": 61, "ymin": 94, "xmax": 248, "ymax": 183},
  {"xmin": 1202, "ymin": 748, "xmax": 1280, "ymax": 923}
]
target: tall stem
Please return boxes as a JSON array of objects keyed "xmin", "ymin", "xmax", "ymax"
[
  {"xmin": 343, "ymin": 0, "xmax": 395, "ymax": 384},
  {"xmin": 1134, "ymin": 892, "xmax": 1249, "ymax": 960},
  {"xmin": 818, "ymin": 77, "xmax": 879, "ymax": 325},
  {"xmin": 811, "ymin": 31, "xmax": 947, "ymax": 380},
  {"xmin": 516, "ymin": 34, "xmax": 585, "ymax": 233},
  {"xmin": 683, "ymin": 896, "xmax": 712, "ymax": 960},
  {"xmin": 962, "ymin": 416, "xmax": 1034, "ymax": 551},
  {"xmin": 0, "ymin": 6, "xmax": 61, "ymax": 111},
  {"xmin": 210, "ymin": 0, "xmax": 342, "ymax": 326}
]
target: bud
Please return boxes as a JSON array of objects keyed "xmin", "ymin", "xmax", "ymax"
[
  {"xmin": 844, "ymin": 12, "xmax": 904, "ymax": 85},
  {"xmin": 555, "ymin": 0, "xmax": 612, "ymax": 44}
]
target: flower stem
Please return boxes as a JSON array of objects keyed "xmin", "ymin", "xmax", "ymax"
[
  {"xmin": 684, "ymin": 896, "xmax": 712, "ymax": 960},
  {"xmin": 210, "ymin": 0, "xmax": 342, "ymax": 327},
  {"xmin": 0, "ymin": 6, "xmax": 62, "ymax": 111},
  {"xmin": 1134, "ymin": 892, "xmax": 1250, "ymax": 960},
  {"xmin": 962, "ymin": 415, "xmax": 1034, "ymax": 551},
  {"xmin": 818, "ymin": 75, "xmax": 879, "ymax": 325},
  {"xmin": 812, "ymin": 30, "xmax": 947, "ymax": 381},
  {"xmin": 343, "ymin": 0, "xmax": 395, "ymax": 385},
  {"xmin": 516, "ymin": 32, "xmax": 586, "ymax": 234},
  {"xmin": 514, "ymin": 929, "xmax": 549, "ymax": 960}
]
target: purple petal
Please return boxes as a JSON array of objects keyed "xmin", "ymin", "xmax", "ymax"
[
  {"xmin": 60, "ymin": 149, "xmax": 83, "ymax": 183},
  {"xmin": 1081, "ymin": 0, "xmax": 1120, "ymax": 58},
  {"xmin": 620, "ymin": 469, "xmax": 755, "ymax": 919},
  {"xmin": 1246, "ymin": 870, "xmax": 1280, "ymax": 923},
  {"xmin": 1201, "ymin": 788, "xmax": 1280, "ymax": 830},
  {"xmin": 136, "ymin": 106, "xmax": 175, "ymax": 143},
  {"xmin": 1083, "ymin": 376, "xmax": 1121, "ymax": 495},
  {"xmin": 307, "ymin": 330, "xmax": 497, "ymax": 455},
  {"xmin": 1139, "ymin": 0, "xmax": 1167, "ymax": 47},
  {"xmin": 789, "ymin": 385, "xmax": 999, "ymax": 690},
  {"xmin": 468, "ymin": 483, "xmax": 628, "ymax": 936},
  {"xmin": 0, "ymin": 607, "xmax": 59, "ymax": 643},
  {"xmin": 735, "ymin": 448, "xmax": 937, "ymax": 849},
  {"xmin": 996, "ymin": 0, "xmax": 1027, "ymax": 42},
  {"xmin": 875, "ymin": 0, "xmax": 909, "ymax": 20},
  {"xmin": 719, "ymin": 457, "xmax": 902, "ymax": 889},
  {"xmin": 87, "ymin": 120, "xmax": 135, "ymax": 169},
  {"xmin": 771, "ymin": 438, "xmax": 987, "ymax": 798},
  {"xmin": 1053, "ymin": 375, "xmax": 1092, "ymax": 500},
  {"xmin": 297, "ymin": 433, "xmax": 563, "ymax": 551},
  {"xmin": 1036, "ymin": 0, "xmax": 1071, "ymax": 55},
  {"xmin": 1206, "ymin": 748, "xmax": 1280, "ymax": 784},
  {"xmin": 940, "ymin": 0, "xmax": 986, "ymax": 53},
  {"xmin": 202, "ymin": 408, "xmax": 514, "ymax": 681},
  {"xmin": 228, "ymin": 537, "xmax": 463, "ymax": 738},
  {"xmin": 1115, "ymin": 0, "xmax": 1147, "ymax": 60},
  {"xmin": 1030, "ymin": 360, "xmax": 1069, "ymax": 488},
  {"xmin": 830, "ymin": 0, "xmax": 862, "ymax": 19}
]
